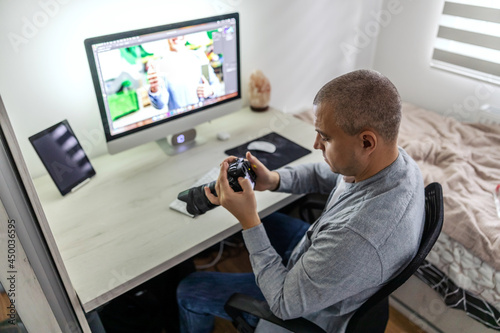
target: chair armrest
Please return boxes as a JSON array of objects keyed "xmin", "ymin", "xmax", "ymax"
[
  {"xmin": 298, "ymin": 198, "xmax": 327, "ymax": 223},
  {"xmin": 224, "ymin": 293, "xmax": 326, "ymax": 333}
]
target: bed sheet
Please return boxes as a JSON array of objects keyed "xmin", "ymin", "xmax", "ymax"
[{"xmin": 398, "ymin": 102, "xmax": 500, "ymax": 271}]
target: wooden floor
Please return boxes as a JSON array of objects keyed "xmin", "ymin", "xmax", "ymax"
[
  {"xmin": 193, "ymin": 235, "xmax": 427, "ymax": 333},
  {"xmin": 0, "ymin": 291, "xmax": 10, "ymax": 322}
]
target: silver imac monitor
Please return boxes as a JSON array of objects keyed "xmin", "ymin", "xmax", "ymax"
[{"xmin": 84, "ymin": 13, "xmax": 241, "ymax": 154}]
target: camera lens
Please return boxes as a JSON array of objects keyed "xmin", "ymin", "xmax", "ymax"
[
  {"xmin": 177, "ymin": 158, "xmax": 257, "ymax": 216},
  {"xmin": 183, "ymin": 181, "xmax": 217, "ymax": 216}
]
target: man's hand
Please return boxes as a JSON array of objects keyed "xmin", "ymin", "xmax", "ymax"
[
  {"xmin": 245, "ymin": 151, "xmax": 280, "ymax": 191},
  {"xmin": 197, "ymin": 75, "xmax": 214, "ymax": 98},
  {"xmin": 205, "ymin": 157, "xmax": 261, "ymax": 229},
  {"xmin": 147, "ymin": 63, "xmax": 160, "ymax": 93}
]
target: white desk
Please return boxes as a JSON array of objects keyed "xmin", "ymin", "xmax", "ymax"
[{"xmin": 32, "ymin": 108, "xmax": 322, "ymax": 312}]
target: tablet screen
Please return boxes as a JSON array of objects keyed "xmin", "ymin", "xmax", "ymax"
[{"xmin": 29, "ymin": 120, "xmax": 96, "ymax": 195}]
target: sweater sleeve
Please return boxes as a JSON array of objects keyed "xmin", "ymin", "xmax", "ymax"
[
  {"xmin": 276, "ymin": 162, "xmax": 339, "ymax": 195},
  {"xmin": 243, "ymin": 224, "xmax": 383, "ymax": 320}
]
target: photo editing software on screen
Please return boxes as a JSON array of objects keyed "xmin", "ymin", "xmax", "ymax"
[{"xmin": 89, "ymin": 17, "xmax": 239, "ymax": 138}]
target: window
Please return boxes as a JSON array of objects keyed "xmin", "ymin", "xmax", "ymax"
[{"xmin": 431, "ymin": 0, "xmax": 500, "ymax": 85}]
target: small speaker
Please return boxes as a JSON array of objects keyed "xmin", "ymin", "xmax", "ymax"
[{"xmin": 171, "ymin": 129, "xmax": 197, "ymax": 146}]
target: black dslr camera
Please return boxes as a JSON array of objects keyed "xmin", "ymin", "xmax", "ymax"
[{"xmin": 177, "ymin": 158, "xmax": 257, "ymax": 216}]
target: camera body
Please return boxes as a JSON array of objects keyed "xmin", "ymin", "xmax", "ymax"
[
  {"xmin": 226, "ymin": 158, "xmax": 257, "ymax": 192},
  {"xmin": 177, "ymin": 158, "xmax": 257, "ymax": 216}
]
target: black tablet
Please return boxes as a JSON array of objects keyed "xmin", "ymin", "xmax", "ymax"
[{"xmin": 29, "ymin": 120, "xmax": 96, "ymax": 195}]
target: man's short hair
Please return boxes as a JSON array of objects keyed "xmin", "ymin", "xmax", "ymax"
[{"xmin": 313, "ymin": 69, "xmax": 401, "ymax": 143}]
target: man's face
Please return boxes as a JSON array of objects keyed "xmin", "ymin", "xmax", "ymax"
[
  {"xmin": 313, "ymin": 103, "xmax": 362, "ymax": 176},
  {"xmin": 168, "ymin": 36, "xmax": 185, "ymax": 52}
]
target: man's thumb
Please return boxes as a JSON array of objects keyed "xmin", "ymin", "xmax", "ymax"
[
  {"xmin": 239, "ymin": 177, "xmax": 254, "ymax": 191},
  {"xmin": 246, "ymin": 152, "xmax": 261, "ymax": 170}
]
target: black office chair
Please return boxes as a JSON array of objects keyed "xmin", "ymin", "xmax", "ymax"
[{"xmin": 224, "ymin": 182, "xmax": 444, "ymax": 333}]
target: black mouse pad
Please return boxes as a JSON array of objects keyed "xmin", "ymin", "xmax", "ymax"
[{"xmin": 224, "ymin": 132, "xmax": 311, "ymax": 171}]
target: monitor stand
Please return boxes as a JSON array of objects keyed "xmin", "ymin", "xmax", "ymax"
[{"xmin": 156, "ymin": 128, "xmax": 207, "ymax": 156}]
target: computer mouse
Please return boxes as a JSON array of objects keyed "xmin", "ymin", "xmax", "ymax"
[
  {"xmin": 247, "ymin": 141, "xmax": 276, "ymax": 153},
  {"xmin": 216, "ymin": 131, "xmax": 231, "ymax": 141}
]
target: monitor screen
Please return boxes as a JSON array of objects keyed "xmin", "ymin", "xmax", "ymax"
[{"xmin": 84, "ymin": 13, "xmax": 240, "ymax": 154}]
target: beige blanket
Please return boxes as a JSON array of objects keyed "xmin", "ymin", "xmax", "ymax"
[
  {"xmin": 294, "ymin": 102, "xmax": 500, "ymax": 270},
  {"xmin": 399, "ymin": 103, "xmax": 500, "ymax": 270}
]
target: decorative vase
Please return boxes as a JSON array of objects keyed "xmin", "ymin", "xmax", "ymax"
[{"xmin": 249, "ymin": 70, "xmax": 271, "ymax": 112}]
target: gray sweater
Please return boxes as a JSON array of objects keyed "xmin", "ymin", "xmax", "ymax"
[{"xmin": 242, "ymin": 147, "xmax": 425, "ymax": 332}]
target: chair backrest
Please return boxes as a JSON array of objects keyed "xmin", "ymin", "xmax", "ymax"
[{"xmin": 345, "ymin": 182, "xmax": 444, "ymax": 332}]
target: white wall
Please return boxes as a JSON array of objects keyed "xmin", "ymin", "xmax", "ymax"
[
  {"xmin": 0, "ymin": 0, "xmax": 381, "ymax": 178},
  {"xmin": 373, "ymin": 0, "xmax": 500, "ymax": 120}
]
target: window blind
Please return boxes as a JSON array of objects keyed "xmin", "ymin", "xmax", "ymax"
[{"xmin": 431, "ymin": 0, "xmax": 500, "ymax": 85}]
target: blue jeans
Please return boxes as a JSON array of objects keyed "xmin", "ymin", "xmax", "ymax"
[{"xmin": 176, "ymin": 212, "xmax": 310, "ymax": 333}]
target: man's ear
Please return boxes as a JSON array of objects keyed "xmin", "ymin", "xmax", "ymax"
[{"xmin": 359, "ymin": 131, "xmax": 377, "ymax": 153}]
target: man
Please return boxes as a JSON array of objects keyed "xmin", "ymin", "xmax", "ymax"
[
  {"xmin": 176, "ymin": 69, "xmax": 425, "ymax": 332},
  {"xmin": 148, "ymin": 35, "xmax": 220, "ymax": 111}
]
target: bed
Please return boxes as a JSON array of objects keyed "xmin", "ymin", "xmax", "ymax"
[{"xmin": 294, "ymin": 102, "xmax": 500, "ymax": 331}]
